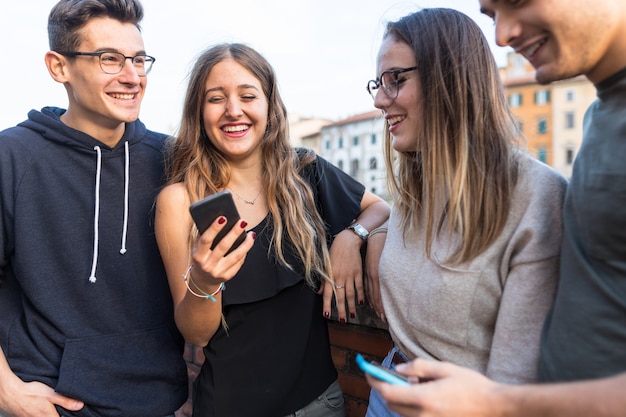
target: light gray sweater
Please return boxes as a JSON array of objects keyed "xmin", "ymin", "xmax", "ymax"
[{"xmin": 380, "ymin": 154, "xmax": 567, "ymax": 383}]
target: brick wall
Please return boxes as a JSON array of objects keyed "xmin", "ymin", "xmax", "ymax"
[
  {"xmin": 329, "ymin": 319, "xmax": 392, "ymax": 416},
  {"xmin": 175, "ymin": 306, "xmax": 392, "ymax": 417}
]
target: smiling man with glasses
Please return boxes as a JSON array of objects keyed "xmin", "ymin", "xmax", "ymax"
[{"xmin": 0, "ymin": 1, "xmax": 187, "ymax": 416}]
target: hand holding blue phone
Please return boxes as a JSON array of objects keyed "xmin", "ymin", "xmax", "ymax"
[{"xmin": 356, "ymin": 353, "xmax": 411, "ymax": 386}]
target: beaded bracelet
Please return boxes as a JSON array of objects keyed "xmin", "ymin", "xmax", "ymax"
[{"xmin": 182, "ymin": 265, "xmax": 224, "ymax": 302}]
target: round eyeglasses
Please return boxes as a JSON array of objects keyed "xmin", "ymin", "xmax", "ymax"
[
  {"xmin": 366, "ymin": 66, "xmax": 417, "ymax": 100},
  {"xmin": 58, "ymin": 51, "xmax": 156, "ymax": 76}
]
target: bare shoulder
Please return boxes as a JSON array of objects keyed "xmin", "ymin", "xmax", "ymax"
[
  {"xmin": 157, "ymin": 182, "xmax": 190, "ymax": 207},
  {"xmin": 156, "ymin": 183, "xmax": 193, "ymax": 224}
]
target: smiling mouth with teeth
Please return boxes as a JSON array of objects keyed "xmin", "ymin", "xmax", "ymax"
[
  {"xmin": 110, "ymin": 93, "xmax": 135, "ymax": 100},
  {"xmin": 388, "ymin": 116, "xmax": 405, "ymax": 126},
  {"xmin": 521, "ymin": 39, "xmax": 546, "ymax": 60},
  {"xmin": 222, "ymin": 125, "xmax": 249, "ymax": 133}
]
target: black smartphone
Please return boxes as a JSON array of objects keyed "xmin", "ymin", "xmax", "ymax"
[{"xmin": 189, "ymin": 190, "xmax": 246, "ymax": 253}]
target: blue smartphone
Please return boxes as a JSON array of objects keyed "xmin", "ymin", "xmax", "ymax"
[{"xmin": 356, "ymin": 353, "xmax": 410, "ymax": 386}]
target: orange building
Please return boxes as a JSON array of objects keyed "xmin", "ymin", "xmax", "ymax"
[
  {"xmin": 500, "ymin": 52, "xmax": 596, "ymax": 178},
  {"xmin": 501, "ymin": 53, "xmax": 554, "ymax": 166}
]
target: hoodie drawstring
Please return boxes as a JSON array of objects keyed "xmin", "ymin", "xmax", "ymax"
[
  {"xmin": 88, "ymin": 146, "xmax": 102, "ymax": 283},
  {"xmin": 120, "ymin": 141, "xmax": 129, "ymax": 255},
  {"xmin": 88, "ymin": 142, "xmax": 130, "ymax": 284}
]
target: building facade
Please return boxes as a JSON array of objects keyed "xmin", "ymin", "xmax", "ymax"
[
  {"xmin": 501, "ymin": 51, "xmax": 596, "ymax": 178},
  {"xmin": 288, "ymin": 114, "xmax": 333, "ymax": 150},
  {"xmin": 501, "ymin": 53, "xmax": 555, "ymax": 166},
  {"xmin": 320, "ymin": 110, "xmax": 389, "ymax": 199},
  {"xmin": 549, "ymin": 76, "xmax": 596, "ymax": 178}
]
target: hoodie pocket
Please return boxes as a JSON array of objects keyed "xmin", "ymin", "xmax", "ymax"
[{"xmin": 56, "ymin": 326, "xmax": 187, "ymax": 417}]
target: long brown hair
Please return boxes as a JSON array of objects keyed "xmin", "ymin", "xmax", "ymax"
[
  {"xmin": 383, "ymin": 8, "xmax": 521, "ymax": 264},
  {"xmin": 165, "ymin": 43, "xmax": 332, "ymax": 287}
]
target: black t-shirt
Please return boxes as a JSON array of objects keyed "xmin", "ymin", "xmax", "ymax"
[{"xmin": 193, "ymin": 153, "xmax": 364, "ymax": 417}]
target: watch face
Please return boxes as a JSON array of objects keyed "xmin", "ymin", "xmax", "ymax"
[{"xmin": 350, "ymin": 223, "xmax": 368, "ymax": 239}]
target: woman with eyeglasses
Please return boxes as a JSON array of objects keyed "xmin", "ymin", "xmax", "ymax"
[{"xmin": 363, "ymin": 8, "xmax": 568, "ymax": 417}]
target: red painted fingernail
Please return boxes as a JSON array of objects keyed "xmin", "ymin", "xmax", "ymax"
[
  {"xmin": 359, "ymin": 300, "xmax": 365, "ymax": 305},
  {"xmin": 218, "ymin": 216, "xmax": 226, "ymax": 225},
  {"xmin": 340, "ymin": 318, "xmax": 346, "ymax": 324},
  {"xmin": 350, "ymin": 313, "xmax": 356, "ymax": 319},
  {"xmin": 240, "ymin": 220, "xmax": 248, "ymax": 229},
  {"xmin": 324, "ymin": 311, "xmax": 330, "ymax": 318},
  {"xmin": 251, "ymin": 232, "xmax": 257, "ymax": 240}
]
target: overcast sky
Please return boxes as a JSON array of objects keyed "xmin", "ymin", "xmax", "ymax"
[{"xmin": 0, "ymin": 0, "xmax": 510, "ymax": 135}]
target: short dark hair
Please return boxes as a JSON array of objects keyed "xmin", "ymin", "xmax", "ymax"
[{"xmin": 48, "ymin": 0, "xmax": 144, "ymax": 52}]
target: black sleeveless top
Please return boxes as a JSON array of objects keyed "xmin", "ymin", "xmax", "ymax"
[{"xmin": 193, "ymin": 153, "xmax": 364, "ymax": 417}]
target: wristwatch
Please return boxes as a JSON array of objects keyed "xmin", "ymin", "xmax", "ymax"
[{"xmin": 347, "ymin": 223, "xmax": 369, "ymax": 240}]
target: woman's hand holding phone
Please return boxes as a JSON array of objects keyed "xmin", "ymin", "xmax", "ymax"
[
  {"xmin": 187, "ymin": 190, "xmax": 255, "ymax": 292},
  {"xmin": 189, "ymin": 190, "xmax": 247, "ymax": 254}
]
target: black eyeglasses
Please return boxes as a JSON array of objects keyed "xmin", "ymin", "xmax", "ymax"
[
  {"xmin": 58, "ymin": 51, "xmax": 156, "ymax": 76},
  {"xmin": 366, "ymin": 66, "xmax": 417, "ymax": 100}
]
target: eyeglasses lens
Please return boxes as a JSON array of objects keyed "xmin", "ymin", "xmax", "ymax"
[
  {"xmin": 381, "ymin": 72, "xmax": 398, "ymax": 99},
  {"xmin": 99, "ymin": 52, "xmax": 153, "ymax": 75}
]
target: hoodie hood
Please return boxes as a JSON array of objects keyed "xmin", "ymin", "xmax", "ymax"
[{"xmin": 19, "ymin": 106, "xmax": 147, "ymax": 153}]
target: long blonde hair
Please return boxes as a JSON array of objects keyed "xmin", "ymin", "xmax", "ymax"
[
  {"xmin": 383, "ymin": 8, "xmax": 521, "ymax": 264},
  {"xmin": 164, "ymin": 43, "xmax": 332, "ymax": 287}
]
